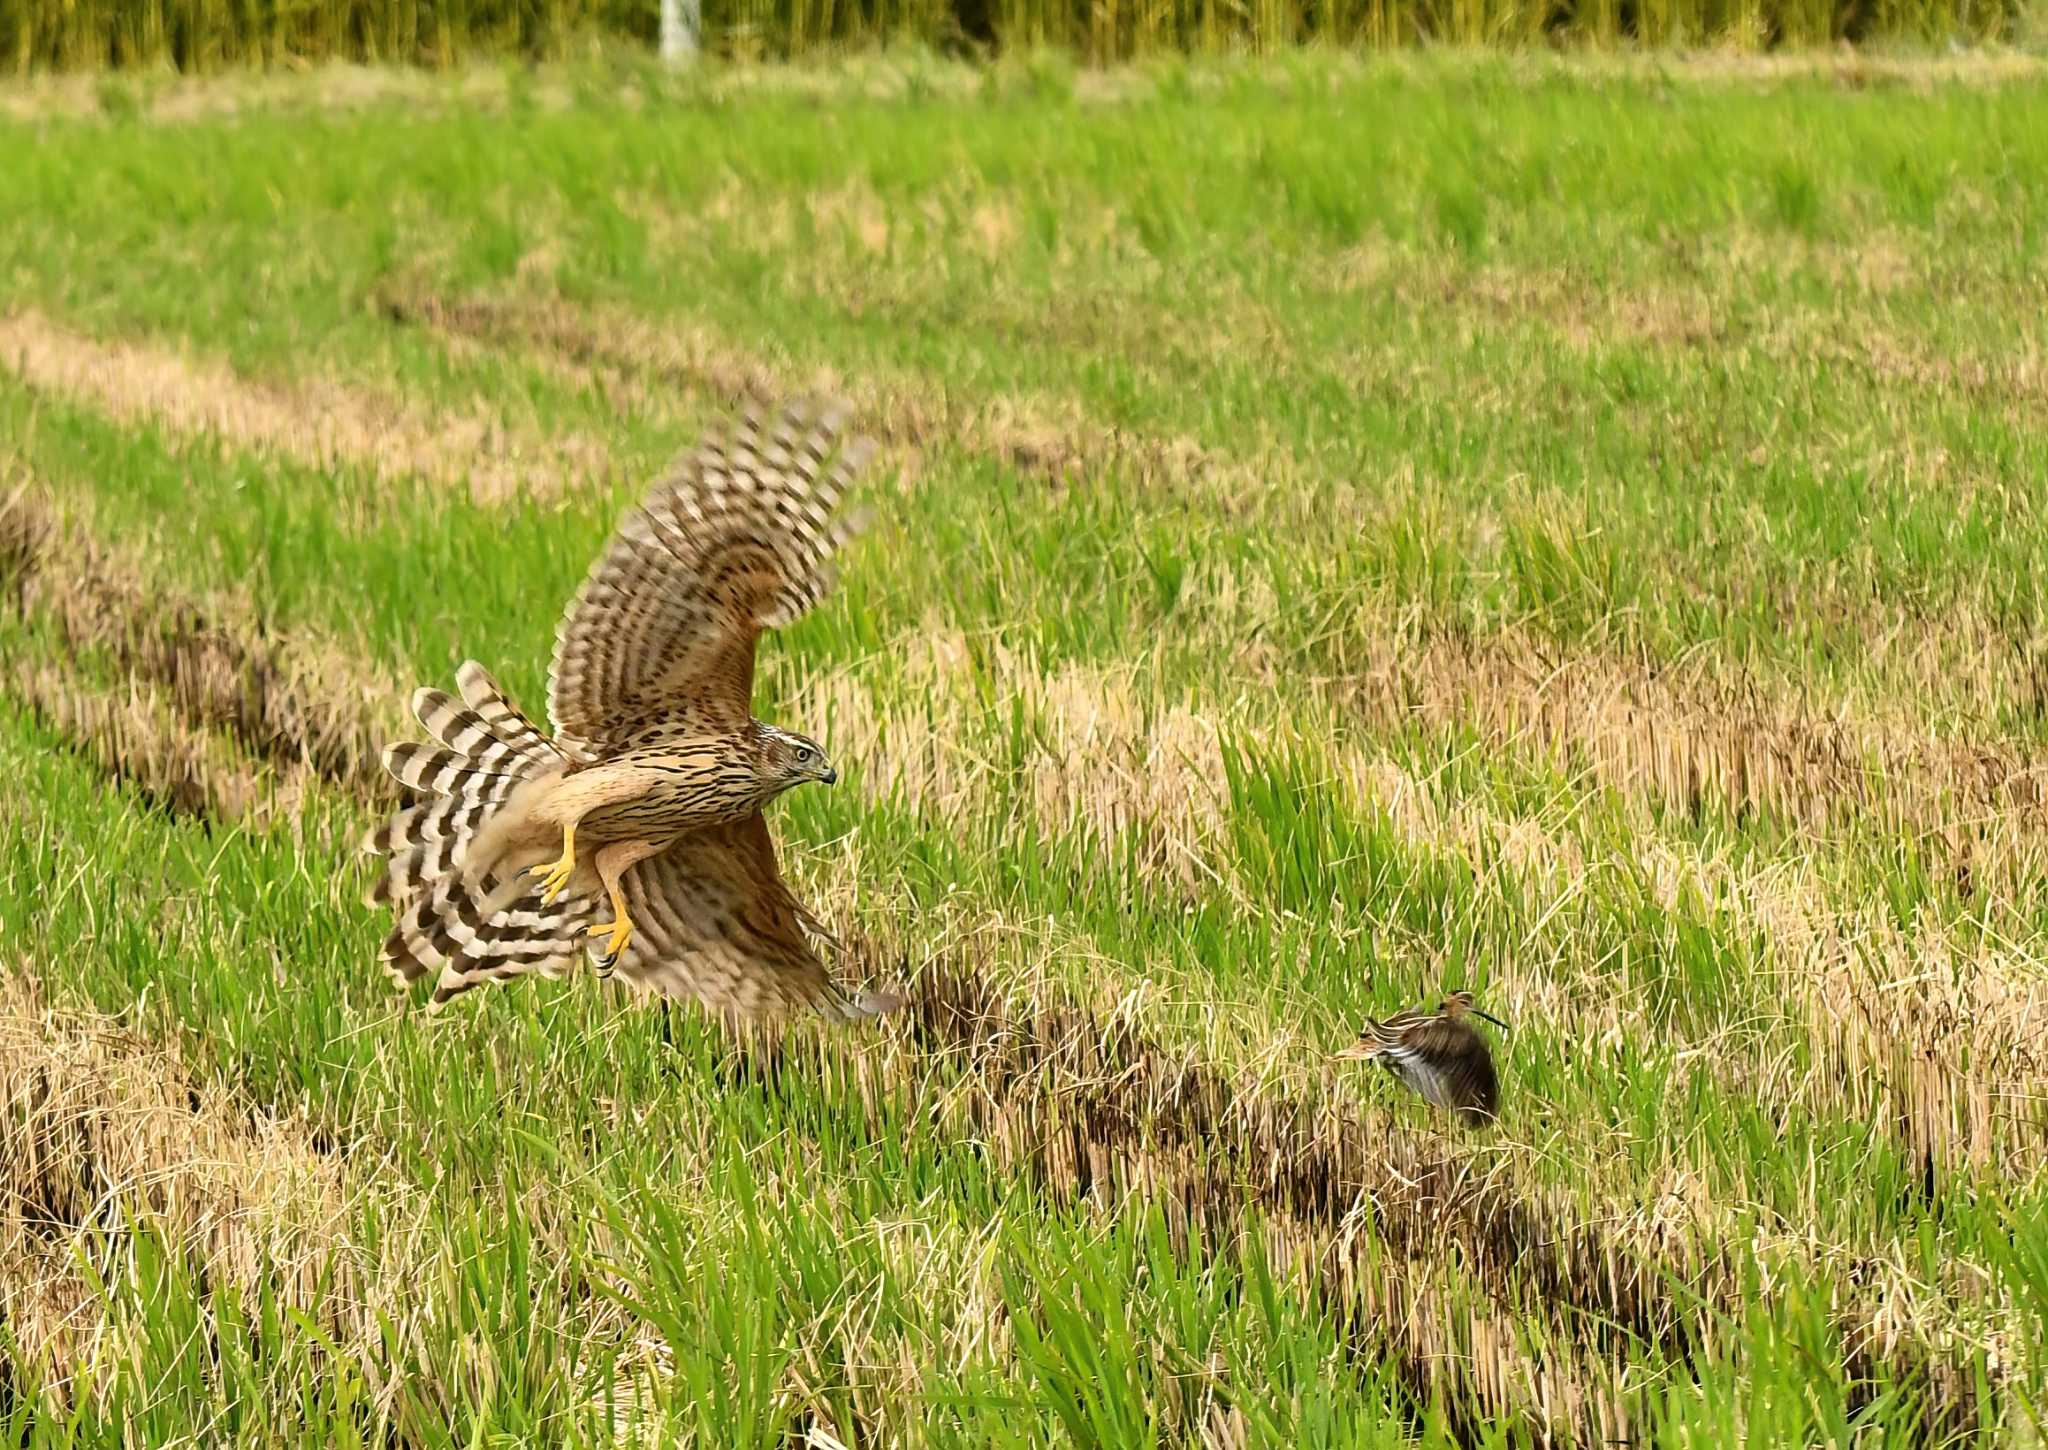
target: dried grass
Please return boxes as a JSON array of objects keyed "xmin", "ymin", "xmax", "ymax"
[
  {"xmin": 0, "ymin": 967, "xmax": 350, "ymax": 1392},
  {"xmin": 1798, "ymin": 914, "xmax": 2047, "ymax": 1186},
  {"xmin": 797, "ymin": 630, "xmax": 1237, "ymax": 894},
  {"xmin": 3, "ymin": 54, "xmax": 2042, "ymax": 126},
  {"xmin": 376, "ymin": 285, "xmax": 1242, "ymax": 504},
  {"xmin": 1, "ymin": 657, "xmax": 310, "ymax": 825},
  {"xmin": 0, "ymin": 487, "xmax": 401, "ymax": 798},
  {"xmin": 1337, "ymin": 616, "xmax": 2048, "ymax": 868},
  {"xmin": 0, "ymin": 309, "xmax": 611, "ymax": 505},
  {"xmin": 1628, "ymin": 842, "xmax": 2048, "ymax": 1185}
]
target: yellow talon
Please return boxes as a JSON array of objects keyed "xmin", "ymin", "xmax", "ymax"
[
  {"xmin": 588, "ymin": 916, "xmax": 634, "ymax": 963},
  {"xmin": 529, "ymin": 823, "xmax": 577, "ymax": 905}
]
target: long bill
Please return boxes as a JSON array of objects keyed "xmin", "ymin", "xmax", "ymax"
[{"xmin": 1470, "ymin": 1007, "xmax": 1510, "ymax": 1032}]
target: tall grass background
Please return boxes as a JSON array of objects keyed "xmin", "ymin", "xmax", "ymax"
[{"xmin": 0, "ymin": 0, "xmax": 2034, "ymax": 71}]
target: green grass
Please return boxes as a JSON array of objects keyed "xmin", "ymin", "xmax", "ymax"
[{"xmin": 3, "ymin": 53, "xmax": 2047, "ymax": 1445}]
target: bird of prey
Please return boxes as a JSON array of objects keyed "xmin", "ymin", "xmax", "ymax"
[
  {"xmin": 1334, "ymin": 990, "xmax": 1507, "ymax": 1126},
  {"xmin": 363, "ymin": 394, "xmax": 902, "ymax": 1024}
]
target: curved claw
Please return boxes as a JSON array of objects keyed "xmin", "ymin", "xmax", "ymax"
[
  {"xmin": 531, "ymin": 858, "xmax": 574, "ymax": 905},
  {"xmin": 589, "ymin": 916, "xmax": 633, "ymax": 970}
]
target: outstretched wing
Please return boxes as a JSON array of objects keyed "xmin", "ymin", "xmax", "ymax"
[
  {"xmin": 1391, "ymin": 1019, "xmax": 1500, "ymax": 1123},
  {"xmin": 1361, "ymin": 1006, "xmax": 1428, "ymax": 1046},
  {"xmin": 604, "ymin": 811, "xmax": 898, "ymax": 1022},
  {"xmin": 547, "ymin": 395, "xmax": 874, "ymax": 753}
]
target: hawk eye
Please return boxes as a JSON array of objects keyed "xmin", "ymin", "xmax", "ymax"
[{"xmin": 795, "ymin": 746, "xmax": 814, "ymax": 763}]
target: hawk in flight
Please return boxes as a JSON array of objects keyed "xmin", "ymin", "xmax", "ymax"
[{"xmin": 364, "ymin": 395, "xmax": 902, "ymax": 1024}]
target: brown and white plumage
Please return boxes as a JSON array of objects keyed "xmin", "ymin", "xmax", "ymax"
[
  {"xmin": 1334, "ymin": 990, "xmax": 1507, "ymax": 1126},
  {"xmin": 547, "ymin": 395, "xmax": 868, "ymax": 753},
  {"xmin": 364, "ymin": 395, "xmax": 901, "ymax": 1024}
]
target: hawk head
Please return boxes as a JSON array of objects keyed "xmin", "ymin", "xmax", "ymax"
[{"xmin": 758, "ymin": 725, "xmax": 838, "ymax": 795}]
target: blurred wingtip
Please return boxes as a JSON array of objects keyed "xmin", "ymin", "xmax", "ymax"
[{"xmin": 828, "ymin": 987, "xmax": 906, "ymax": 1022}]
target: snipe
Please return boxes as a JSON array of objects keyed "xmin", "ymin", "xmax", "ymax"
[{"xmin": 1334, "ymin": 990, "xmax": 1507, "ymax": 1127}]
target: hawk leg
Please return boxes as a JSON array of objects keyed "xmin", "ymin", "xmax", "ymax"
[
  {"xmin": 588, "ymin": 839, "xmax": 663, "ymax": 972},
  {"xmin": 529, "ymin": 820, "xmax": 578, "ymax": 905}
]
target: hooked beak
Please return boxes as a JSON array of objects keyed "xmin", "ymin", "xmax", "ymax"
[
  {"xmin": 820, "ymin": 766, "xmax": 839, "ymax": 786},
  {"xmin": 1471, "ymin": 1007, "xmax": 1509, "ymax": 1032},
  {"xmin": 1331, "ymin": 1039, "xmax": 1380, "ymax": 1062}
]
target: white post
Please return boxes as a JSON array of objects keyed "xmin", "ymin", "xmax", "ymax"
[{"xmin": 660, "ymin": 0, "xmax": 700, "ymax": 63}]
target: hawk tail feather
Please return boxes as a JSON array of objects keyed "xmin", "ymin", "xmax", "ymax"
[{"xmin": 366, "ymin": 661, "xmax": 590, "ymax": 1001}]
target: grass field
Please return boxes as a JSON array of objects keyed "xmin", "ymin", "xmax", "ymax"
[
  {"xmin": 7, "ymin": 0, "xmax": 2036, "ymax": 72},
  {"xmin": 3, "ymin": 49, "xmax": 2048, "ymax": 1446}
]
